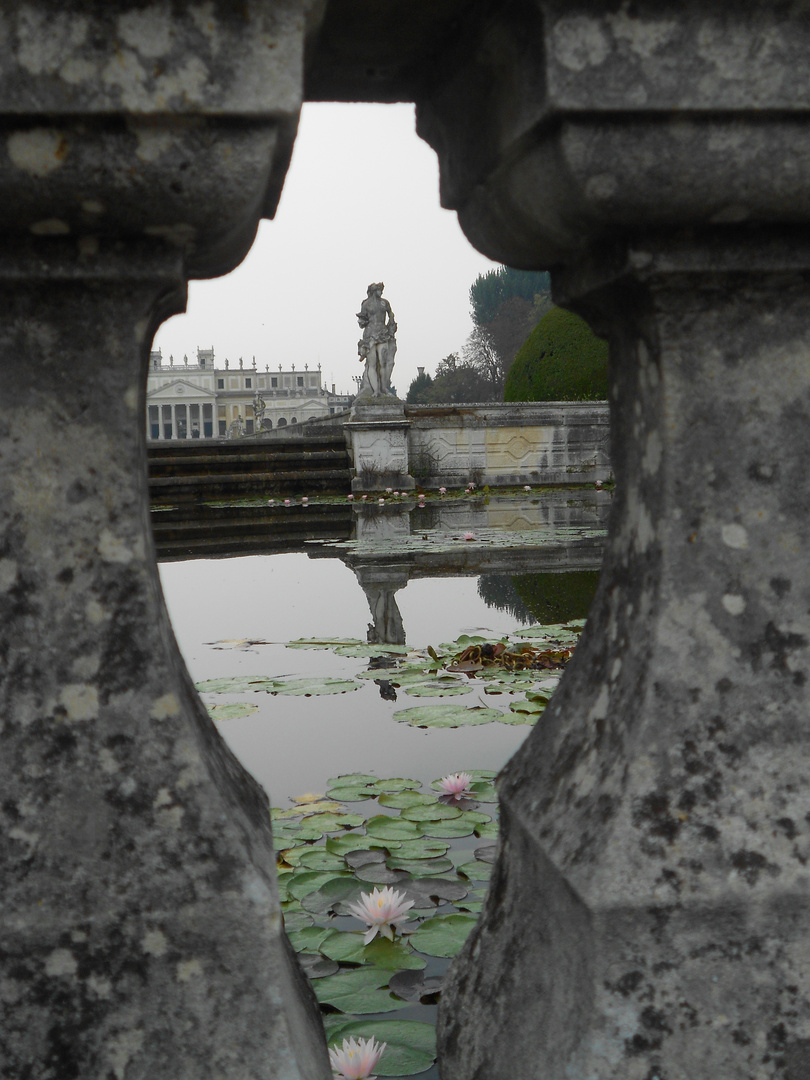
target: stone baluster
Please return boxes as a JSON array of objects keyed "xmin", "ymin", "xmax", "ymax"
[
  {"xmin": 0, "ymin": 3, "xmax": 330, "ymax": 1076},
  {"xmin": 419, "ymin": 2, "xmax": 810, "ymax": 1076}
]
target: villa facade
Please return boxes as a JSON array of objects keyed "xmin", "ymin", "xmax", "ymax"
[{"xmin": 146, "ymin": 347, "xmax": 352, "ymax": 440}]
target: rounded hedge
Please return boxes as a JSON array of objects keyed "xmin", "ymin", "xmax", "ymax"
[{"xmin": 503, "ymin": 306, "xmax": 608, "ymax": 402}]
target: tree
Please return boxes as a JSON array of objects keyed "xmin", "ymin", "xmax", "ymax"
[
  {"xmin": 504, "ymin": 306, "xmax": 608, "ymax": 402},
  {"xmin": 406, "ymin": 370, "xmax": 433, "ymax": 403},
  {"xmin": 469, "ymin": 267, "xmax": 551, "ymax": 325},
  {"xmin": 462, "ymin": 324, "xmax": 502, "ymax": 394},
  {"xmin": 467, "ymin": 266, "xmax": 553, "ymax": 395}
]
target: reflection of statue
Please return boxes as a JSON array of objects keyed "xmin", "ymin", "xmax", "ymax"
[
  {"xmin": 364, "ymin": 584, "xmax": 405, "ymax": 646},
  {"xmin": 252, "ymin": 392, "xmax": 266, "ymax": 429},
  {"xmin": 356, "ymin": 282, "xmax": 397, "ymax": 399}
]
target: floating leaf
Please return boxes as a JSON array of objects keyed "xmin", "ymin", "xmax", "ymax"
[
  {"xmin": 196, "ymin": 676, "xmax": 275, "ymax": 693},
  {"xmin": 271, "ymin": 677, "xmax": 359, "ymax": 697},
  {"xmin": 387, "ymin": 856, "xmax": 455, "ymax": 877},
  {"xmin": 286, "ymin": 637, "xmax": 364, "ymax": 650},
  {"xmin": 287, "ymin": 870, "xmax": 353, "ymax": 902},
  {"xmin": 365, "ymin": 815, "xmax": 424, "ymax": 841},
  {"xmin": 372, "ymin": 778, "xmax": 421, "ymax": 793},
  {"xmin": 273, "ymin": 800, "xmax": 343, "ymax": 819},
  {"xmin": 326, "ymin": 834, "xmax": 397, "ymax": 857},
  {"xmin": 314, "ymin": 967, "xmax": 407, "ymax": 1014},
  {"xmin": 206, "ymin": 701, "xmax": 259, "ymax": 721},
  {"xmin": 354, "ymin": 862, "xmax": 408, "ymax": 885},
  {"xmin": 287, "ymin": 925, "xmax": 333, "ymax": 953},
  {"xmin": 377, "ymin": 791, "xmax": 436, "ymax": 809},
  {"xmin": 393, "ymin": 704, "xmax": 503, "ymax": 728},
  {"xmin": 320, "ymin": 931, "xmax": 426, "ymax": 971},
  {"xmin": 391, "ymin": 838, "xmax": 450, "ymax": 860},
  {"xmin": 420, "ymin": 818, "xmax": 477, "ymax": 838},
  {"xmin": 401, "ymin": 803, "xmax": 462, "ymax": 822},
  {"xmin": 281, "ymin": 908, "xmax": 314, "ymax": 933},
  {"xmin": 474, "ymin": 820, "xmax": 499, "ymax": 839},
  {"xmin": 300, "ymin": 876, "xmax": 363, "ymax": 915},
  {"xmin": 324, "ymin": 1018, "xmax": 436, "ymax": 1077},
  {"xmin": 328, "ymin": 773, "xmax": 381, "ymax": 786},
  {"xmin": 295, "ymin": 848, "xmax": 348, "ymax": 872},
  {"xmin": 334, "ymin": 643, "xmax": 409, "ymax": 658},
  {"xmin": 410, "ymin": 913, "xmax": 478, "ymax": 958},
  {"xmin": 457, "ymin": 860, "xmax": 493, "ymax": 882},
  {"xmin": 403, "ymin": 681, "xmax": 471, "ymax": 698},
  {"xmin": 324, "ymin": 785, "xmax": 378, "ymax": 802}
]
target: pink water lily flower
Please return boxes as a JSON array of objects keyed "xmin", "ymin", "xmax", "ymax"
[
  {"xmin": 329, "ymin": 1036, "xmax": 386, "ymax": 1080},
  {"xmin": 347, "ymin": 493, "xmax": 355, "ymax": 500},
  {"xmin": 347, "ymin": 886, "xmax": 415, "ymax": 945},
  {"xmin": 301, "ymin": 497, "xmax": 308, "ymax": 505},
  {"xmin": 463, "ymin": 532, "xmax": 475, "ymax": 541},
  {"xmin": 439, "ymin": 772, "xmax": 474, "ymax": 800},
  {"xmin": 284, "ymin": 499, "xmax": 291, "ymax": 506},
  {"xmin": 439, "ymin": 486, "xmax": 447, "ymax": 495}
]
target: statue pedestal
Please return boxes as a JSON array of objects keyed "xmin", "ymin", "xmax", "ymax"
[{"xmin": 345, "ymin": 399, "xmax": 416, "ymax": 493}]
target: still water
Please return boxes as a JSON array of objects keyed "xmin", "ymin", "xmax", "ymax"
[
  {"xmin": 156, "ymin": 491, "xmax": 607, "ymax": 1077},
  {"xmin": 158, "ymin": 492, "xmax": 608, "ymax": 802}
]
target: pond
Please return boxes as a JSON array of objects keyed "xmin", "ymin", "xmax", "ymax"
[{"xmin": 157, "ymin": 489, "xmax": 609, "ymax": 1078}]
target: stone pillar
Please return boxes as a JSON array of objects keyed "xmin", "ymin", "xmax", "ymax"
[
  {"xmin": 0, "ymin": 3, "xmax": 330, "ymax": 1077},
  {"xmin": 416, "ymin": 2, "xmax": 810, "ymax": 1076}
]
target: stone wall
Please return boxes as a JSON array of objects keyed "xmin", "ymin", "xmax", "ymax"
[{"xmin": 405, "ymin": 401, "xmax": 611, "ymax": 488}]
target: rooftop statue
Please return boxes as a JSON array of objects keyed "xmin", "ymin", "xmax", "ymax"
[{"xmin": 356, "ymin": 282, "xmax": 397, "ymax": 400}]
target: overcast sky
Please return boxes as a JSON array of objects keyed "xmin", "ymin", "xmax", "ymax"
[{"xmin": 152, "ymin": 103, "xmax": 496, "ymax": 396}]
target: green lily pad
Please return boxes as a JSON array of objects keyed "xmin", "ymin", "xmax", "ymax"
[
  {"xmin": 281, "ymin": 908, "xmax": 314, "ymax": 933},
  {"xmin": 271, "ymin": 677, "xmax": 359, "ymax": 696},
  {"xmin": 196, "ymin": 676, "xmax": 276, "ymax": 693},
  {"xmin": 410, "ymin": 913, "xmax": 478, "ymax": 958},
  {"xmin": 320, "ymin": 931, "xmax": 426, "ymax": 971},
  {"xmin": 314, "ymin": 967, "xmax": 407, "ymax": 1014},
  {"xmin": 287, "ymin": 925, "xmax": 333, "ymax": 953},
  {"xmin": 328, "ymin": 773, "xmax": 381, "ymax": 786},
  {"xmin": 206, "ymin": 701, "xmax": 259, "ymax": 721},
  {"xmin": 325, "ymin": 1018, "xmax": 436, "ymax": 1077},
  {"xmin": 354, "ymin": 862, "xmax": 408, "ymax": 885},
  {"xmin": 391, "ymin": 838, "xmax": 450, "ymax": 860},
  {"xmin": 365, "ymin": 815, "xmax": 424, "ymax": 841},
  {"xmin": 273, "ymin": 800, "xmax": 344, "ymax": 819},
  {"xmin": 372, "ymin": 778, "xmax": 421, "ymax": 792},
  {"xmin": 473, "ymin": 819, "xmax": 499, "ymax": 839},
  {"xmin": 469, "ymin": 781, "xmax": 498, "ymax": 802},
  {"xmin": 287, "ymin": 870, "xmax": 353, "ymax": 902},
  {"xmin": 420, "ymin": 818, "xmax": 477, "ymax": 838},
  {"xmin": 324, "ymin": 785, "xmax": 379, "ymax": 802},
  {"xmin": 387, "ymin": 856, "xmax": 455, "ymax": 877},
  {"xmin": 457, "ymin": 860, "xmax": 494, "ymax": 881},
  {"xmin": 377, "ymin": 791, "xmax": 436, "ymax": 809},
  {"xmin": 326, "ymin": 834, "xmax": 397, "ymax": 857},
  {"xmin": 393, "ymin": 705, "xmax": 503, "ymax": 728},
  {"xmin": 404, "ymin": 681, "xmax": 471, "ymax": 697},
  {"xmin": 295, "ymin": 848, "xmax": 349, "ymax": 872},
  {"xmin": 286, "ymin": 637, "xmax": 364, "ymax": 649},
  {"xmin": 334, "ymin": 643, "xmax": 410, "ymax": 658},
  {"xmin": 300, "ymin": 876, "xmax": 364, "ymax": 915},
  {"xmin": 401, "ymin": 803, "xmax": 461, "ymax": 822}
]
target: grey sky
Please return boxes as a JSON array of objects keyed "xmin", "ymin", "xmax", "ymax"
[{"xmin": 152, "ymin": 102, "xmax": 496, "ymax": 396}]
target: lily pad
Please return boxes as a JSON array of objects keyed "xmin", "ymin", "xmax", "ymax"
[
  {"xmin": 391, "ymin": 838, "xmax": 450, "ymax": 860},
  {"xmin": 388, "ymin": 968, "xmax": 444, "ymax": 1003},
  {"xmin": 298, "ymin": 954, "xmax": 340, "ymax": 979},
  {"xmin": 420, "ymin": 817, "xmax": 477, "ymax": 838},
  {"xmin": 295, "ymin": 848, "xmax": 349, "ymax": 872},
  {"xmin": 287, "ymin": 925, "xmax": 333, "ymax": 953},
  {"xmin": 196, "ymin": 676, "xmax": 276, "ymax": 693},
  {"xmin": 365, "ymin": 815, "xmax": 424, "ymax": 841},
  {"xmin": 320, "ymin": 931, "xmax": 426, "ymax": 971},
  {"xmin": 377, "ymin": 791, "xmax": 436, "ymax": 809},
  {"xmin": 287, "ymin": 870, "xmax": 353, "ymax": 902},
  {"xmin": 457, "ymin": 860, "xmax": 494, "ymax": 881},
  {"xmin": 354, "ymin": 862, "xmax": 409, "ymax": 885},
  {"xmin": 474, "ymin": 819, "xmax": 499, "ymax": 839},
  {"xmin": 206, "ymin": 701, "xmax": 259, "ymax": 721},
  {"xmin": 314, "ymin": 967, "xmax": 406, "ymax": 1014},
  {"xmin": 324, "ymin": 785, "xmax": 379, "ymax": 802},
  {"xmin": 401, "ymin": 803, "xmax": 461, "ymax": 822},
  {"xmin": 324, "ymin": 1018, "xmax": 436, "ymax": 1077},
  {"xmin": 286, "ymin": 637, "xmax": 364, "ymax": 650},
  {"xmin": 403, "ymin": 681, "xmax": 471, "ymax": 698},
  {"xmin": 393, "ymin": 704, "xmax": 503, "ymax": 728},
  {"xmin": 334, "ymin": 643, "xmax": 410, "ymax": 658},
  {"xmin": 326, "ymin": 834, "xmax": 397, "ymax": 857},
  {"xmin": 372, "ymin": 778, "xmax": 421, "ymax": 793},
  {"xmin": 387, "ymin": 856, "xmax": 455, "ymax": 877},
  {"xmin": 410, "ymin": 913, "xmax": 478, "ymax": 958},
  {"xmin": 328, "ymin": 773, "xmax": 381, "ymax": 786},
  {"xmin": 271, "ymin": 677, "xmax": 359, "ymax": 697}
]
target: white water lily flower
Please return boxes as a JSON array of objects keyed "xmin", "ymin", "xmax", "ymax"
[
  {"xmin": 439, "ymin": 772, "xmax": 473, "ymax": 801},
  {"xmin": 329, "ymin": 1035, "xmax": 386, "ymax": 1079},
  {"xmin": 347, "ymin": 886, "xmax": 415, "ymax": 945}
]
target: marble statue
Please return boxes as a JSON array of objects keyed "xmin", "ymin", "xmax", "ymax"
[
  {"xmin": 252, "ymin": 391, "xmax": 266, "ymax": 429},
  {"xmin": 356, "ymin": 282, "xmax": 397, "ymax": 398}
]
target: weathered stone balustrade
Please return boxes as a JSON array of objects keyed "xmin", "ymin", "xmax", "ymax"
[{"xmin": 3, "ymin": 1, "xmax": 810, "ymax": 1078}]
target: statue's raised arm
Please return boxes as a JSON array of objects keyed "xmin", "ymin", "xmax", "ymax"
[{"xmin": 355, "ymin": 282, "xmax": 397, "ymax": 400}]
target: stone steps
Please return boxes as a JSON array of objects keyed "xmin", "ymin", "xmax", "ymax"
[{"xmin": 147, "ymin": 435, "xmax": 352, "ymax": 503}]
